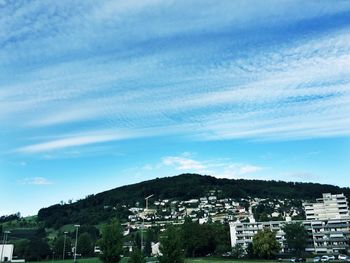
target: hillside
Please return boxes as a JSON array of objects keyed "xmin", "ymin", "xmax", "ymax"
[{"xmin": 38, "ymin": 174, "xmax": 350, "ymax": 229}]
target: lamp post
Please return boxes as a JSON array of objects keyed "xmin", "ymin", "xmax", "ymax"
[
  {"xmin": 73, "ymin": 225, "xmax": 80, "ymax": 263},
  {"xmin": 0, "ymin": 231, "xmax": 10, "ymax": 263},
  {"xmin": 141, "ymin": 194, "xmax": 154, "ymax": 253},
  {"xmin": 62, "ymin": 231, "xmax": 68, "ymax": 260}
]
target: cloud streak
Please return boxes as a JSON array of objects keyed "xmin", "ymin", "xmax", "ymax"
[
  {"xmin": 19, "ymin": 177, "xmax": 53, "ymax": 185},
  {"xmin": 1, "ymin": 1, "xmax": 350, "ymax": 154}
]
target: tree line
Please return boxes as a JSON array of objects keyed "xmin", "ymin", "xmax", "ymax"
[
  {"xmin": 104, "ymin": 218, "xmax": 309, "ymax": 263},
  {"xmin": 3, "ymin": 216, "xmax": 310, "ymax": 263}
]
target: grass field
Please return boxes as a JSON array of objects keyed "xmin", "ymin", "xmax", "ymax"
[
  {"xmin": 33, "ymin": 257, "xmax": 278, "ymax": 263},
  {"xmin": 186, "ymin": 260, "xmax": 269, "ymax": 263}
]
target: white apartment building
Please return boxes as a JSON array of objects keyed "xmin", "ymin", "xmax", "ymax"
[
  {"xmin": 0, "ymin": 244, "xmax": 14, "ymax": 262},
  {"xmin": 229, "ymin": 219, "xmax": 289, "ymax": 253},
  {"xmin": 230, "ymin": 193, "xmax": 350, "ymax": 255},
  {"xmin": 303, "ymin": 193, "xmax": 349, "ymax": 220},
  {"xmin": 229, "ymin": 218, "xmax": 350, "ymax": 255}
]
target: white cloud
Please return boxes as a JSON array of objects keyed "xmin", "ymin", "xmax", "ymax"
[
  {"xmin": 19, "ymin": 177, "xmax": 53, "ymax": 185},
  {"xmin": 160, "ymin": 153, "xmax": 263, "ymax": 179},
  {"xmin": 235, "ymin": 164, "xmax": 263, "ymax": 175},
  {"xmin": 162, "ymin": 156, "xmax": 206, "ymax": 171},
  {"xmin": 1, "ymin": 1, "xmax": 350, "ymax": 156},
  {"xmin": 17, "ymin": 133, "xmax": 125, "ymax": 154}
]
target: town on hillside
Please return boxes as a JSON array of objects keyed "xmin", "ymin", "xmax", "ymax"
[{"xmin": 1, "ymin": 193, "xmax": 349, "ymax": 262}]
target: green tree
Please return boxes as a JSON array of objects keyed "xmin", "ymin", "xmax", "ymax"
[
  {"xmin": 54, "ymin": 235, "xmax": 72, "ymax": 259},
  {"xmin": 78, "ymin": 233, "xmax": 94, "ymax": 257},
  {"xmin": 13, "ymin": 239, "xmax": 30, "ymax": 258},
  {"xmin": 159, "ymin": 225, "xmax": 184, "ymax": 263},
  {"xmin": 99, "ymin": 219, "xmax": 123, "ymax": 263},
  {"xmin": 245, "ymin": 242, "xmax": 255, "ymax": 259},
  {"xmin": 182, "ymin": 218, "xmax": 210, "ymax": 257},
  {"xmin": 282, "ymin": 222, "xmax": 308, "ymax": 256},
  {"xmin": 144, "ymin": 228, "xmax": 157, "ymax": 256},
  {"xmin": 128, "ymin": 247, "xmax": 145, "ymax": 263},
  {"xmin": 25, "ymin": 238, "xmax": 51, "ymax": 261},
  {"xmin": 79, "ymin": 225, "xmax": 100, "ymax": 242},
  {"xmin": 231, "ymin": 244, "xmax": 244, "ymax": 258},
  {"xmin": 212, "ymin": 223, "xmax": 231, "ymax": 255},
  {"xmin": 182, "ymin": 217, "xmax": 201, "ymax": 257},
  {"xmin": 252, "ymin": 229, "xmax": 281, "ymax": 259},
  {"xmin": 134, "ymin": 231, "xmax": 141, "ymax": 249}
]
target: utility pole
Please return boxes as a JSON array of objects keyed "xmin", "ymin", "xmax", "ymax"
[
  {"xmin": 73, "ymin": 225, "xmax": 80, "ymax": 263},
  {"xmin": 63, "ymin": 231, "xmax": 68, "ymax": 260},
  {"xmin": 141, "ymin": 194, "xmax": 154, "ymax": 253}
]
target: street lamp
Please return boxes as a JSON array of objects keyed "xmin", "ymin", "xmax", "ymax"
[
  {"xmin": 73, "ymin": 225, "xmax": 80, "ymax": 263},
  {"xmin": 62, "ymin": 231, "xmax": 68, "ymax": 260},
  {"xmin": 0, "ymin": 231, "xmax": 10, "ymax": 263},
  {"xmin": 141, "ymin": 194, "xmax": 154, "ymax": 253}
]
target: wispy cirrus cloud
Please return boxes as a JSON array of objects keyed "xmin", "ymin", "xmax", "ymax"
[
  {"xmin": 19, "ymin": 177, "xmax": 53, "ymax": 185},
  {"xmin": 17, "ymin": 134, "xmax": 122, "ymax": 154},
  {"xmin": 1, "ymin": 1, "xmax": 350, "ymax": 156}
]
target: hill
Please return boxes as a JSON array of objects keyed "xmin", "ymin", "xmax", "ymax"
[{"xmin": 38, "ymin": 173, "xmax": 350, "ymax": 229}]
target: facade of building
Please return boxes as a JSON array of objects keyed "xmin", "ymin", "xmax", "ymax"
[
  {"xmin": 230, "ymin": 219, "xmax": 288, "ymax": 253},
  {"xmin": 303, "ymin": 193, "xmax": 349, "ymax": 220},
  {"xmin": 229, "ymin": 217, "xmax": 350, "ymax": 255},
  {"xmin": 0, "ymin": 244, "xmax": 14, "ymax": 262},
  {"xmin": 230, "ymin": 193, "xmax": 350, "ymax": 254}
]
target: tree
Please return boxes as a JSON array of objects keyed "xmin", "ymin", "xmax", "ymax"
[
  {"xmin": 54, "ymin": 235, "xmax": 72, "ymax": 259},
  {"xmin": 182, "ymin": 217, "xmax": 201, "ymax": 257},
  {"xmin": 144, "ymin": 228, "xmax": 158, "ymax": 256},
  {"xmin": 79, "ymin": 225, "xmax": 100, "ymax": 242},
  {"xmin": 282, "ymin": 222, "xmax": 308, "ymax": 256},
  {"xmin": 99, "ymin": 219, "xmax": 123, "ymax": 263},
  {"xmin": 252, "ymin": 229, "xmax": 281, "ymax": 259},
  {"xmin": 212, "ymin": 222, "xmax": 231, "ymax": 255},
  {"xmin": 128, "ymin": 247, "xmax": 145, "ymax": 263},
  {"xmin": 13, "ymin": 239, "xmax": 30, "ymax": 259},
  {"xmin": 159, "ymin": 225, "xmax": 184, "ymax": 263},
  {"xmin": 245, "ymin": 242, "xmax": 255, "ymax": 259},
  {"xmin": 134, "ymin": 231, "xmax": 141, "ymax": 249},
  {"xmin": 78, "ymin": 233, "xmax": 94, "ymax": 257},
  {"xmin": 24, "ymin": 238, "xmax": 51, "ymax": 261},
  {"xmin": 231, "ymin": 244, "xmax": 244, "ymax": 259}
]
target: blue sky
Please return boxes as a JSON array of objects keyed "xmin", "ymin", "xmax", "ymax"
[{"xmin": 1, "ymin": 0, "xmax": 350, "ymax": 216}]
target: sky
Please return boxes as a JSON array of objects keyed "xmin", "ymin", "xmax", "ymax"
[{"xmin": 1, "ymin": 0, "xmax": 350, "ymax": 216}]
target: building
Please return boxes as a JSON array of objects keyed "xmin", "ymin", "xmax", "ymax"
[
  {"xmin": 0, "ymin": 244, "xmax": 14, "ymax": 262},
  {"xmin": 303, "ymin": 193, "xmax": 349, "ymax": 220},
  {"xmin": 151, "ymin": 242, "xmax": 162, "ymax": 256},
  {"xmin": 303, "ymin": 219, "xmax": 350, "ymax": 254},
  {"xmin": 229, "ymin": 217, "xmax": 350, "ymax": 255},
  {"xmin": 229, "ymin": 220, "xmax": 287, "ymax": 253}
]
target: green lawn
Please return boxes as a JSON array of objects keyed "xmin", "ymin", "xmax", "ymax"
[
  {"xmin": 33, "ymin": 257, "xmax": 278, "ymax": 263},
  {"xmin": 185, "ymin": 259, "xmax": 277, "ymax": 263}
]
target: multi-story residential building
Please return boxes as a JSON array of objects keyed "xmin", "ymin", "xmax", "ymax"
[
  {"xmin": 303, "ymin": 193, "xmax": 349, "ymax": 220},
  {"xmin": 303, "ymin": 219, "xmax": 350, "ymax": 254},
  {"xmin": 230, "ymin": 217, "xmax": 350, "ymax": 255},
  {"xmin": 229, "ymin": 219, "xmax": 289, "ymax": 253}
]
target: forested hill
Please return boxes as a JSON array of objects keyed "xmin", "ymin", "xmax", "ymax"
[{"xmin": 38, "ymin": 174, "xmax": 350, "ymax": 229}]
